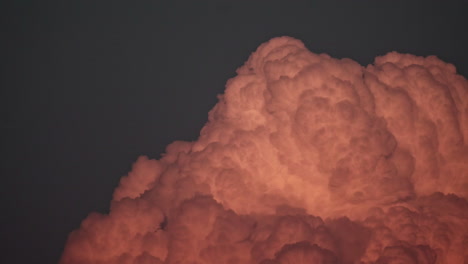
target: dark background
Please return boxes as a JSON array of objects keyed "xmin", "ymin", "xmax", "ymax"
[{"xmin": 1, "ymin": 1, "xmax": 467, "ymax": 263}]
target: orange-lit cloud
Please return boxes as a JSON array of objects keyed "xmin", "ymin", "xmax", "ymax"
[{"xmin": 60, "ymin": 37, "xmax": 468, "ymax": 264}]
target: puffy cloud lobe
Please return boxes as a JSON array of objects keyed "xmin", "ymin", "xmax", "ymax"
[
  {"xmin": 260, "ymin": 241, "xmax": 338, "ymax": 264},
  {"xmin": 61, "ymin": 37, "xmax": 468, "ymax": 263},
  {"xmin": 113, "ymin": 156, "xmax": 164, "ymax": 201}
]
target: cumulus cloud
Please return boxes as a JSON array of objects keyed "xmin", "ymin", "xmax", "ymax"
[{"xmin": 60, "ymin": 37, "xmax": 468, "ymax": 264}]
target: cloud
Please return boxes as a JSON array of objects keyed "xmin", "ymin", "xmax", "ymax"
[{"xmin": 61, "ymin": 37, "xmax": 468, "ymax": 263}]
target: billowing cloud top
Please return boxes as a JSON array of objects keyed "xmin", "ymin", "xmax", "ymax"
[{"xmin": 61, "ymin": 37, "xmax": 468, "ymax": 264}]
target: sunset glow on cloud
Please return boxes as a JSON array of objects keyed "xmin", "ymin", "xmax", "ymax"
[{"xmin": 61, "ymin": 37, "xmax": 468, "ymax": 264}]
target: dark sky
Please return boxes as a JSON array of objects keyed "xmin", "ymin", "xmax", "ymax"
[{"xmin": 1, "ymin": 1, "xmax": 467, "ymax": 263}]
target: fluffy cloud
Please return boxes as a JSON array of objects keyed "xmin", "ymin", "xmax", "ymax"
[{"xmin": 61, "ymin": 37, "xmax": 468, "ymax": 264}]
